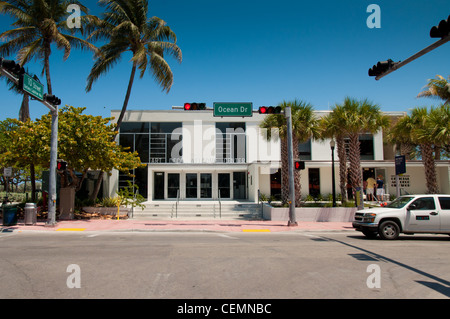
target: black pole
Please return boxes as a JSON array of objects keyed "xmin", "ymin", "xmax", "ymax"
[{"xmin": 331, "ymin": 141, "xmax": 336, "ymax": 207}]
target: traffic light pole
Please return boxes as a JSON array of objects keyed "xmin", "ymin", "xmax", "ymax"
[
  {"xmin": 375, "ymin": 34, "xmax": 450, "ymax": 80},
  {"xmin": 285, "ymin": 107, "xmax": 297, "ymax": 226},
  {"xmin": 1, "ymin": 60, "xmax": 59, "ymax": 226}
]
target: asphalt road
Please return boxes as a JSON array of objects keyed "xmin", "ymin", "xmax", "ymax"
[{"xmin": 1, "ymin": 230, "xmax": 450, "ymax": 300}]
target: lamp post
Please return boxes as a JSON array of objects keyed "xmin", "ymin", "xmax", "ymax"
[{"xmin": 330, "ymin": 140, "xmax": 337, "ymax": 207}]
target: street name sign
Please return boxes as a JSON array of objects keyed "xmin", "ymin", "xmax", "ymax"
[
  {"xmin": 20, "ymin": 73, "xmax": 44, "ymax": 100},
  {"xmin": 213, "ymin": 102, "xmax": 253, "ymax": 117}
]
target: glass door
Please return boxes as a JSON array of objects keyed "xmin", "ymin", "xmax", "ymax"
[
  {"xmin": 218, "ymin": 173, "xmax": 230, "ymax": 198},
  {"xmin": 168, "ymin": 173, "xmax": 180, "ymax": 199},
  {"xmin": 200, "ymin": 173, "xmax": 212, "ymax": 198},
  {"xmin": 186, "ymin": 173, "xmax": 197, "ymax": 198}
]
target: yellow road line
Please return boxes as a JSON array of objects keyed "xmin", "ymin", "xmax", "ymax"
[
  {"xmin": 242, "ymin": 229, "xmax": 270, "ymax": 232},
  {"xmin": 56, "ymin": 228, "xmax": 86, "ymax": 231}
]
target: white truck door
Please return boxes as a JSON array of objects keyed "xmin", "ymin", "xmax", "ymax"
[
  {"xmin": 437, "ymin": 197, "xmax": 450, "ymax": 232},
  {"xmin": 405, "ymin": 197, "xmax": 440, "ymax": 232}
]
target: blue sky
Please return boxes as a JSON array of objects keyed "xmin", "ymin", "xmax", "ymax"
[{"xmin": 1, "ymin": 0, "xmax": 449, "ymax": 121}]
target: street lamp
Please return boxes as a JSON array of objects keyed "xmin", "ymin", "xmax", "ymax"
[{"xmin": 330, "ymin": 140, "xmax": 337, "ymax": 207}]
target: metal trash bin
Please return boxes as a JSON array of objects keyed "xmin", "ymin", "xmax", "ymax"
[
  {"xmin": 2, "ymin": 204, "xmax": 18, "ymax": 226},
  {"xmin": 24, "ymin": 203, "xmax": 37, "ymax": 225}
]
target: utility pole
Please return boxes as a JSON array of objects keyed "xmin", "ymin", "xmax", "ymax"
[{"xmin": 285, "ymin": 107, "xmax": 297, "ymax": 226}]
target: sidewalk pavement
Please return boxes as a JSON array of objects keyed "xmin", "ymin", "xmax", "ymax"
[{"xmin": 1, "ymin": 218, "xmax": 355, "ymax": 233}]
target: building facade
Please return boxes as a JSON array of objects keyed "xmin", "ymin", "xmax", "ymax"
[{"xmin": 104, "ymin": 107, "xmax": 450, "ymax": 202}]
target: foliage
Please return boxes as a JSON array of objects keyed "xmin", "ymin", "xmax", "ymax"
[
  {"xmin": 116, "ymin": 180, "xmax": 146, "ymax": 210},
  {"xmin": 85, "ymin": 0, "xmax": 182, "ymax": 131}
]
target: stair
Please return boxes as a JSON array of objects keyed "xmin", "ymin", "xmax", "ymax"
[{"xmin": 129, "ymin": 202, "xmax": 262, "ymax": 220}]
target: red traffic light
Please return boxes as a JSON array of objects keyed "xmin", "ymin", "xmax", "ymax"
[
  {"xmin": 184, "ymin": 102, "xmax": 206, "ymax": 110},
  {"xmin": 57, "ymin": 160, "xmax": 67, "ymax": 171},
  {"xmin": 259, "ymin": 106, "xmax": 281, "ymax": 114},
  {"xmin": 295, "ymin": 161, "xmax": 305, "ymax": 170}
]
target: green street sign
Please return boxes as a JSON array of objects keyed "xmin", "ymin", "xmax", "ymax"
[
  {"xmin": 20, "ymin": 73, "xmax": 44, "ymax": 100},
  {"xmin": 213, "ymin": 102, "xmax": 253, "ymax": 117}
]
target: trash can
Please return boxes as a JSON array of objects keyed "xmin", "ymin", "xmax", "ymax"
[
  {"xmin": 2, "ymin": 204, "xmax": 18, "ymax": 226},
  {"xmin": 24, "ymin": 203, "xmax": 37, "ymax": 225}
]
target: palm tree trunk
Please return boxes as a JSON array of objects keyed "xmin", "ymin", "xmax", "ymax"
[
  {"xmin": 421, "ymin": 143, "xmax": 439, "ymax": 193},
  {"xmin": 19, "ymin": 93, "xmax": 30, "ymax": 121},
  {"xmin": 115, "ymin": 63, "xmax": 137, "ymax": 132},
  {"xmin": 44, "ymin": 41, "xmax": 52, "ymax": 95},
  {"xmin": 336, "ymin": 135, "xmax": 347, "ymax": 203},
  {"xmin": 348, "ymin": 133, "xmax": 362, "ymax": 191}
]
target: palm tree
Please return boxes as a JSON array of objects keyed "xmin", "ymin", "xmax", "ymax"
[
  {"xmin": 85, "ymin": 0, "xmax": 182, "ymax": 132},
  {"xmin": 320, "ymin": 105, "xmax": 350, "ymax": 203},
  {"xmin": 260, "ymin": 99, "xmax": 319, "ymax": 206},
  {"xmin": 0, "ymin": 0, "xmax": 98, "ymax": 95},
  {"xmin": 392, "ymin": 107, "xmax": 440, "ymax": 193},
  {"xmin": 417, "ymin": 75, "xmax": 450, "ymax": 105},
  {"xmin": 337, "ymin": 97, "xmax": 389, "ymax": 194}
]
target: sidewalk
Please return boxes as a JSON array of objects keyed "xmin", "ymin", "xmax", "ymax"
[{"xmin": 1, "ymin": 218, "xmax": 355, "ymax": 233}]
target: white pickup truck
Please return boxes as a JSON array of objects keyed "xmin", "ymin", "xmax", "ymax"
[{"xmin": 352, "ymin": 194, "xmax": 450, "ymax": 240}]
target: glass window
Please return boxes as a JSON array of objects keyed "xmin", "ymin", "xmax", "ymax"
[
  {"xmin": 438, "ymin": 197, "xmax": 450, "ymax": 210},
  {"xmin": 120, "ymin": 122, "xmax": 149, "ymax": 133},
  {"xmin": 134, "ymin": 134, "xmax": 149, "ymax": 163},
  {"xmin": 298, "ymin": 139, "xmax": 312, "ymax": 160},
  {"xmin": 216, "ymin": 123, "xmax": 246, "ymax": 163},
  {"xmin": 409, "ymin": 197, "xmax": 436, "ymax": 210}
]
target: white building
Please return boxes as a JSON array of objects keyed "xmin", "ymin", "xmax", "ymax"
[{"xmin": 104, "ymin": 106, "xmax": 450, "ymax": 202}]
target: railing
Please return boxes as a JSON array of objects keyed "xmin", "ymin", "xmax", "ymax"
[
  {"xmin": 171, "ymin": 189, "xmax": 180, "ymax": 218},
  {"xmin": 218, "ymin": 190, "xmax": 222, "ymax": 219}
]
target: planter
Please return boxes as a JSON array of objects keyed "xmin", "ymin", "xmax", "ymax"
[
  {"xmin": 262, "ymin": 204, "xmax": 357, "ymax": 222},
  {"xmin": 82, "ymin": 206, "xmax": 130, "ymax": 216}
]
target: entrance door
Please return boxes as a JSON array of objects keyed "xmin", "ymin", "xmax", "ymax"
[
  {"xmin": 186, "ymin": 173, "xmax": 197, "ymax": 198},
  {"xmin": 218, "ymin": 173, "xmax": 230, "ymax": 198},
  {"xmin": 233, "ymin": 172, "xmax": 246, "ymax": 199},
  {"xmin": 200, "ymin": 173, "xmax": 212, "ymax": 198},
  {"xmin": 154, "ymin": 172, "xmax": 164, "ymax": 200},
  {"xmin": 167, "ymin": 173, "xmax": 180, "ymax": 199}
]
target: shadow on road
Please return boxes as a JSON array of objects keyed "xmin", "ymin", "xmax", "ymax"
[{"xmin": 320, "ymin": 235, "xmax": 450, "ymax": 297}]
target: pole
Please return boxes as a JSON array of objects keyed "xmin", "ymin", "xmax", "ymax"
[
  {"xmin": 331, "ymin": 141, "xmax": 336, "ymax": 207},
  {"xmin": 46, "ymin": 107, "xmax": 58, "ymax": 225},
  {"xmin": 285, "ymin": 107, "xmax": 297, "ymax": 226},
  {"xmin": 376, "ymin": 35, "xmax": 450, "ymax": 80}
]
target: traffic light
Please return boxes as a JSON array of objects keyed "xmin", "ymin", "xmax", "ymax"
[
  {"xmin": 258, "ymin": 106, "xmax": 282, "ymax": 114},
  {"xmin": 43, "ymin": 93, "xmax": 61, "ymax": 105},
  {"xmin": 430, "ymin": 15, "xmax": 450, "ymax": 38},
  {"xmin": 184, "ymin": 102, "xmax": 206, "ymax": 110},
  {"xmin": 57, "ymin": 160, "xmax": 67, "ymax": 171},
  {"xmin": 368, "ymin": 59, "xmax": 394, "ymax": 77},
  {"xmin": 294, "ymin": 161, "xmax": 305, "ymax": 170},
  {"xmin": 1, "ymin": 59, "xmax": 25, "ymax": 76}
]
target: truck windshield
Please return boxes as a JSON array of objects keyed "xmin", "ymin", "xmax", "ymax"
[{"xmin": 386, "ymin": 196, "xmax": 414, "ymax": 208}]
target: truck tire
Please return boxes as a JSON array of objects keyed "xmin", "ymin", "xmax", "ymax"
[{"xmin": 378, "ymin": 220, "xmax": 400, "ymax": 240}]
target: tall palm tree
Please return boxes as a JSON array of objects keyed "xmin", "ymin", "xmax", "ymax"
[
  {"xmin": 393, "ymin": 107, "xmax": 441, "ymax": 193},
  {"xmin": 417, "ymin": 75, "xmax": 450, "ymax": 105},
  {"xmin": 320, "ymin": 105, "xmax": 350, "ymax": 203},
  {"xmin": 0, "ymin": 0, "xmax": 98, "ymax": 95},
  {"xmin": 85, "ymin": 0, "xmax": 182, "ymax": 132},
  {"xmin": 337, "ymin": 97, "xmax": 389, "ymax": 194},
  {"xmin": 260, "ymin": 99, "xmax": 319, "ymax": 206}
]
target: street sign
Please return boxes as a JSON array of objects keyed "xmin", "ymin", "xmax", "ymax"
[
  {"xmin": 213, "ymin": 102, "xmax": 253, "ymax": 117},
  {"xmin": 3, "ymin": 167, "xmax": 12, "ymax": 177},
  {"xmin": 19, "ymin": 73, "xmax": 44, "ymax": 100},
  {"xmin": 395, "ymin": 155, "xmax": 406, "ymax": 175}
]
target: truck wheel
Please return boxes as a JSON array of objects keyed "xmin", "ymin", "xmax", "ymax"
[
  {"xmin": 378, "ymin": 221, "xmax": 400, "ymax": 240},
  {"xmin": 362, "ymin": 230, "xmax": 378, "ymax": 239}
]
